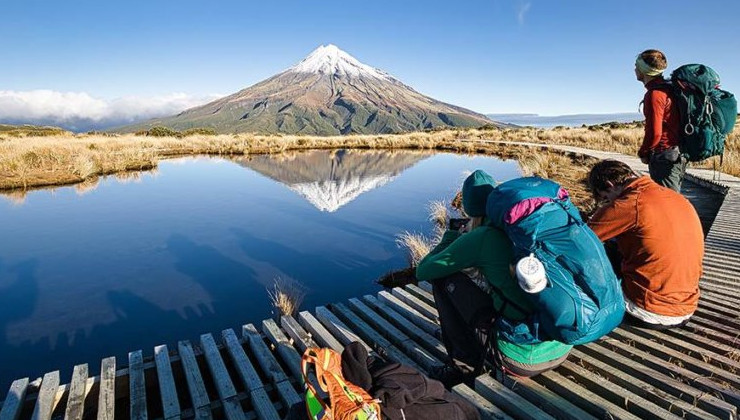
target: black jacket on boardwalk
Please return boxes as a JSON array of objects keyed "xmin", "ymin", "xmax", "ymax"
[{"xmin": 341, "ymin": 342, "xmax": 480, "ymax": 420}]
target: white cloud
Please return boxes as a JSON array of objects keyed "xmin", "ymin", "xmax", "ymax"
[
  {"xmin": 517, "ymin": 1, "xmax": 531, "ymax": 25},
  {"xmin": 0, "ymin": 90, "xmax": 222, "ymax": 131}
]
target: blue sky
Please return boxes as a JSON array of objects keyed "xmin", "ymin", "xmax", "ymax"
[{"xmin": 1, "ymin": 0, "xmax": 738, "ymax": 128}]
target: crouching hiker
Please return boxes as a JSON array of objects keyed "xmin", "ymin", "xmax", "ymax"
[
  {"xmin": 415, "ymin": 170, "xmax": 572, "ymax": 383},
  {"xmin": 587, "ymin": 159, "xmax": 703, "ymax": 329}
]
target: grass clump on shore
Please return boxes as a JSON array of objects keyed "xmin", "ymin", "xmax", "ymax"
[
  {"xmin": 267, "ymin": 277, "xmax": 306, "ymax": 318},
  {"xmin": 379, "ymin": 200, "xmax": 460, "ymax": 288}
]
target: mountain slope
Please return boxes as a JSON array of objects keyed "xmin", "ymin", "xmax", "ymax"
[{"xmin": 119, "ymin": 45, "xmax": 493, "ymax": 135}]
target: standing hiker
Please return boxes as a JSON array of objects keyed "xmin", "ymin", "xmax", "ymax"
[
  {"xmin": 587, "ymin": 160, "xmax": 703, "ymax": 329},
  {"xmin": 635, "ymin": 49, "xmax": 687, "ymax": 192}
]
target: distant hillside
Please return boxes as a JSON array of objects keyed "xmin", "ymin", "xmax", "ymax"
[
  {"xmin": 0, "ymin": 124, "xmax": 70, "ymax": 137},
  {"xmin": 117, "ymin": 45, "xmax": 495, "ymax": 136},
  {"xmin": 487, "ymin": 113, "xmax": 643, "ymax": 128}
]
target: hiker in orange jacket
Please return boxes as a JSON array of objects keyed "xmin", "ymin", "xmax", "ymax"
[
  {"xmin": 635, "ymin": 49, "xmax": 686, "ymax": 192},
  {"xmin": 586, "ymin": 160, "xmax": 703, "ymax": 329}
]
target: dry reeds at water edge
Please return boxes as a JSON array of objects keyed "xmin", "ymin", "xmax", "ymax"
[
  {"xmin": 267, "ymin": 276, "xmax": 307, "ymax": 318},
  {"xmin": 378, "ymin": 200, "xmax": 461, "ymax": 288}
]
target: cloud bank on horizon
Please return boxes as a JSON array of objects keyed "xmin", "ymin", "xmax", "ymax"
[{"xmin": 0, "ymin": 90, "xmax": 221, "ymax": 132}]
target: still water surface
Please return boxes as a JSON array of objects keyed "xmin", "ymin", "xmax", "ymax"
[{"xmin": 0, "ymin": 149, "xmax": 520, "ymax": 386}]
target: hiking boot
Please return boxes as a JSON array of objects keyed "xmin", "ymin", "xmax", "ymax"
[{"xmin": 428, "ymin": 363, "xmax": 474, "ymax": 388}]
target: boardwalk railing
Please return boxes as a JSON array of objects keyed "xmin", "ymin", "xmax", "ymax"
[{"xmin": 2, "ymin": 142, "xmax": 740, "ymax": 420}]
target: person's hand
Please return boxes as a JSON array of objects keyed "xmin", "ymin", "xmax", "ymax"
[{"xmin": 458, "ymin": 222, "xmax": 470, "ymax": 234}]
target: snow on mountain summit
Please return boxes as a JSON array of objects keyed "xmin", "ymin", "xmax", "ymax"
[{"xmin": 289, "ymin": 44, "xmax": 391, "ymax": 80}]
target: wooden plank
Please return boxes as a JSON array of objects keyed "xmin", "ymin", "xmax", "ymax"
[
  {"xmin": 243, "ymin": 324, "xmax": 290, "ymax": 384},
  {"xmin": 608, "ymin": 328, "xmax": 740, "ymax": 390},
  {"xmin": 331, "ymin": 302, "xmax": 427, "ymax": 372},
  {"xmin": 346, "ymin": 298, "xmax": 443, "ymax": 371},
  {"xmin": 405, "ymin": 284, "xmax": 435, "ymax": 307},
  {"xmin": 154, "ymin": 345, "xmax": 181, "ymax": 420},
  {"xmin": 200, "ymin": 334, "xmax": 238, "ymax": 400},
  {"xmin": 702, "ymin": 289, "xmax": 740, "ymax": 306},
  {"xmin": 503, "ymin": 376, "xmax": 596, "ymax": 420},
  {"xmin": 177, "ymin": 340, "xmax": 212, "ymax": 420},
  {"xmin": 297, "ymin": 310, "xmax": 344, "ymax": 352},
  {"xmin": 0, "ymin": 378, "xmax": 29, "ymax": 420},
  {"xmin": 536, "ymin": 370, "xmax": 641, "ymax": 420},
  {"xmin": 129, "ymin": 351, "xmax": 148, "ymax": 420},
  {"xmin": 594, "ymin": 337, "xmax": 740, "ymax": 408},
  {"xmin": 280, "ymin": 315, "xmax": 319, "ymax": 352},
  {"xmin": 392, "ymin": 287, "xmax": 439, "ymax": 320},
  {"xmin": 622, "ymin": 324, "xmax": 740, "ymax": 373},
  {"xmin": 577, "ymin": 343, "xmax": 736, "ymax": 420},
  {"xmin": 200, "ymin": 334, "xmax": 245, "ymax": 420},
  {"xmin": 556, "ymin": 361, "xmax": 683, "ymax": 420},
  {"xmin": 222, "ymin": 329, "xmax": 263, "ymax": 391},
  {"xmin": 274, "ymin": 318, "xmax": 327, "ymax": 405},
  {"xmin": 31, "ymin": 371, "xmax": 60, "ymax": 420},
  {"xmin": 658, "ymin": 325, "xmax": 740, "ymax": 364},
  {"xmin": 244, "ymin": 324, "xmax": 302, "ymax": 409},
  {"xmin": 64, "ymin": 364, "xmax": 88, "ymax": 420},
  {"xmin": 417, "ymin": 281, "xmax": 433, "ymax": 294},
  {"xmin": 680, "ymin": 320, "xmax": 740, "ymax": 348},
  {"xmin": 261, "ymin": 318, "xmax": 303, "ymax": 381},
  {"xmin": 452, "ymin": 384, "xmax": 513, "ymax": 420},
  {"xmin": 312, "ymin": 306, "xmax": 370, "ymax": 351},
  {"xmin": 474, "ymin": 375, "xmax": 554, "ymax": 420},
  {"xmin": 220, "ymin": 329, "xmax": 281, "ymax": 420},
  {"xmin": 378, "ymin": 291, "xmax": 440, "ymax": 336},
  {"xmin": 362, "ymin": 295, "xmax": 447, "ymax": 360},
  {"xmin": 219, "ymin": 397, "xmax": 246, "ymax": 420},
  {"xmin": 687, "ymin": 314, "xmax": 740, "ymax": 343},
  {"xmin": 699, "ymin": 312, "xmax": 740, "ymax": 337},
  {"xmin": 568, "ymin": 349, "xmax": 721, "ymax": 420},
  {"xmin": 97, "ymin": 358, "xmax": 115, "ymax": 420}
]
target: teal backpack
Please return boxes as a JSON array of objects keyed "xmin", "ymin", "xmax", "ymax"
[
  {"xmin": 485, "ymin": 177, "xmax": 625, "ymax": 345},
  {"xmin": 670, "ymin": 64, "xmax": 737, "ymax": 162}
]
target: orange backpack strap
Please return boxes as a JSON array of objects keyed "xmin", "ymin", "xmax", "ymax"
[{"xmin": 301, "ymin": 347, "xmax": 382, "ymax": 420}]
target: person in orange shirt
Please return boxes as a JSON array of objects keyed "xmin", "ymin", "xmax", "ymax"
[{"xmin": 586, "ymin": 160, "xmax": 703, "ymax": 329}]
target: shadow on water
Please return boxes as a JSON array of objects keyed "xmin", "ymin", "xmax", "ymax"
[
  {"xmin": 0, "ymin": 234, "xmax": 270, "ymax": 390},
  {"xmin": 0, "ymin": 258, "xmax": 40, "ymax": 384},
  {"xmin": 230, "ymin": 228, "xmax": 395, "ymax": 309},
  {"xmin": 165, "ymin": 233, "xmax": 270, "ymax": 326}
]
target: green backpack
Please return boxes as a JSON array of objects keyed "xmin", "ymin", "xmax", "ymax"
[{"xmin": 670, "ymin": 64, "xmax": 737, "ymax": 162}]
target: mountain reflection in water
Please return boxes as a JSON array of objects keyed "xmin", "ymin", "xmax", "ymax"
[
  {"xmin": 0, "ymin": 150, "xmax": 520, "ymax": 388},
  {"xmin": 236, "ymin": 149, "xmax": 431, "ymax": 212}
]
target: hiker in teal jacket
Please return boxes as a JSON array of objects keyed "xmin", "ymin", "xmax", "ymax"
[{"xmin": 416, "ymin": 170, "xmax": 572, "ymax": 380}]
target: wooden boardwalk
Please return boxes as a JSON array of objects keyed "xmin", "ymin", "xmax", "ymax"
[{"xmin": 2, "ymin": 144, "xmax": 740, "ymax": 420}]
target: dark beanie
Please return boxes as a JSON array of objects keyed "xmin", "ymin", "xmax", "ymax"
[{"xmin": 462, "ymin": 170, "xmax": 497, "ymax": 217}]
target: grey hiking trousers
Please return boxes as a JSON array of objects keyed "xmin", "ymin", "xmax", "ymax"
[{"xmin": 649, "ymin": 147, "xmax": 687, "ymax": 192}]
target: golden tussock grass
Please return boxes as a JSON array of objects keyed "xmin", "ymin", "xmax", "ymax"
[
  {"xmin": 395, "ymin": 231, "xmax": 434, "ymax": 267},
  {"xmin": 2, "ymin": 120, "xmax": 737, "ymax": 205},
  {"xmin": 267, "ymin": 276, "xmax": 306, "ymax": 318}
]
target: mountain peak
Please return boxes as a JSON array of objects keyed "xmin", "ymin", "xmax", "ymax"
[{"xmin": 290, "ymin": 44, "xmax": 390, "ymax": 80}]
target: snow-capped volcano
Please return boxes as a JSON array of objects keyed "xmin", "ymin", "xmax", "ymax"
[
  {"xmin": 120, "ymin": 44, "xmax": 495, "ymax": 135},
  {"xmin": 290, "ymin": 44, "xmax": 391, "ymax": 80},
  {"xmin": 237, "ymin": 149, "xmax": 431, "ymax": 212}
]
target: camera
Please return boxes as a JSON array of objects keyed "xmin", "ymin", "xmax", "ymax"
[{"xmin": 448, "ymin": 218, "xmax": 470, "ymax": 231}]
